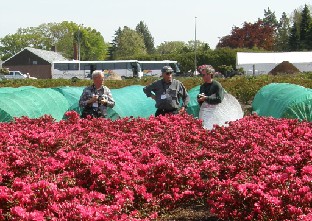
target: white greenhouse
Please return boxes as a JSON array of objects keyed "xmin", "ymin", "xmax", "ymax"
[{"xmin": 236, "ymin": 51, "xmax": 312, "ymax": 75}]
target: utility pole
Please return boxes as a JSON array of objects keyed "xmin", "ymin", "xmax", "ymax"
[
  {"xmin": 194, "ymin": 16, "xmax": 197, "ymax": 75},
  {"xmin": 78, "ymin": 26, "xmax": 81, "ymax": 61}
]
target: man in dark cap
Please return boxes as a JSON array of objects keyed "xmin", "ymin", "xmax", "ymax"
[{"xmin": 143, "ymin": 66, "xmax": 189, "ymax": 117}]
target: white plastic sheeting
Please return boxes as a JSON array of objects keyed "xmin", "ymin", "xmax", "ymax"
[
  {"xmin": 236, "ymin": 52, "xmax": 312, "ymax": 74},
  {"xmin": 199, "ymin": 93, "xmax": 244, "ymax": 130}
]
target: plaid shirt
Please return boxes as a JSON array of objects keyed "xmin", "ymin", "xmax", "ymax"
[{"xmin": 79, "ymin": 84, "xmax": 115, "ymax": 117}]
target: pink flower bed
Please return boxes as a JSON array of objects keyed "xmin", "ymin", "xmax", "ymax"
[{"xmin": 0, "ymin": 112, "xmax": 311, "ymax": 220}]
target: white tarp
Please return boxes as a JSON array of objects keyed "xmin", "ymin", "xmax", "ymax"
[
  {"xmin": 199, "ymin": 93, "xmax": 244, "ymax": 130},
  {"xmin": 236, "ymin": 52, "xmax": 312, "ymax": 75}
]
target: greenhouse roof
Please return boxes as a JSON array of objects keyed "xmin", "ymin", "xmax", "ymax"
[{"xmin": 237, "ymin": 51, "xmax": 312, "ymax": 65}]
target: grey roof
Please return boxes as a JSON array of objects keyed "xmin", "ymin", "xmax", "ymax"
[{"xmin": 25, "ymin": 47, "xmax": 68, "ymax": 63}]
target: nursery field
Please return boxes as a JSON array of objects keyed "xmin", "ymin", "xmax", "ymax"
[
  {"xmin": 0, "ymin": 111, "xmax": 311, "ymax": 220},
  {"xmin": 0, "ymin": 73, "xmax": 311, "ymax": 220},
  {"xmin": 1, "ymin": 73, "xmax": 311, "ymax": 117}
]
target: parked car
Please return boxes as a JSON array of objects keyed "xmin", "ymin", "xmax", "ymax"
[
  {"xmin": 4, "ymin": 71, "xmax": 37, "ymax": 79},
  {"xmin": 4, "ymin": 71, "xmax": 27, "ymax": 79},
  {"xmin": 0, "ymin": 74, "xmax": 6, "ymax": 81}
]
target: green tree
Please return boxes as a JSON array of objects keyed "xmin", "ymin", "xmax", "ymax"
[
  {"xmin": 263, "ymin": 7, "xmax": 279, "ymax": 30},
  {"xmin": 288, "ymin": 23, "xmax": 300, "ymax": 51},
  {"xmin": 186, "ymin": 40, "xmax": 210, "ymax": 52},
  {"xmin": 109, "ymin": 27, "xmax": 122, "ymax": 60},
  {"xmin": 0, "ymin": 25, "xmax": 51, "ymax": 60},
  {"xmin": 135, "ymin": 21, "xmax": 155, "ymax": 54},
  {"xmin": 50, "ymin": 22, "xmax": 79, "ymax": 59},
  {"xmin": 289, "ymin": 8, "xmax": 302, "ymax": 51},
  {"xmin": 0, "ymin": 32, "xmax": 29, "ymax": 60},
  {"xmin": 299, "ymin": 4, "xmax": 312, "ymax": 49},
  {"xmin": 114, "ymin": 26, "xmax": 147, "ymax": 59},
  {"xmin": 262, "ymin": 7, "xmax": 281, "ymax": 51},
  {"xmin": 275, "ymin": 12, "xmax": 291, "ymax": 51},
  {"xmin": 308, "ymin": 21, "xmax": 312, "ymax": 51},
  {"xmin": 156, "ymin": 41, "xmax": 187, "ymax": 54},
  {"xmin": 0, "ymin": 21, "xmax": 109, "ymax": 60},
  {"xmin": 81, "ymin": 27, "xmax": 109, "ymax": 60}
]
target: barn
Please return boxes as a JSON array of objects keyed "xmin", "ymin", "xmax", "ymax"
[
  {"xmin": 236, "ymin": 51, "xmax": 312, "ymax": 75},
  {"xmin": 2, "ymin": 47, "xmax": 68, "ymax": 79}
]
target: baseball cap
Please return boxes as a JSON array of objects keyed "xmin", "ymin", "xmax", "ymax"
[{"xmin": 161, "ymin": 66, "xmax": 173, "ymax": 73}]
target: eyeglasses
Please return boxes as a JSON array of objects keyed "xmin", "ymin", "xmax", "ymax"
[{"xmin": 165, "ymin": 72, "xmax": 173, "ymax": 75}]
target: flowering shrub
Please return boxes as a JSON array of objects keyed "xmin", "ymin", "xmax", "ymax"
[
  {"xmin": 201, "ymin": 116, "xmax": 312, "ymax": 221},
  {"xmin": 0, "ymin": 111, "xmax": 311, "ymax": 220}
]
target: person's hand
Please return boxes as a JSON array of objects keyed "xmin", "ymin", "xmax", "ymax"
[
  {"xmin": 198, "ymin": 95, "xmax": 207, "ymax": 103},
  {"xmin": 89, "ymin": 95, "xmax": 98, "ymax": 103},
  {"xmin": 100, "ymin": 98, "xmax": 107, "ymax": 105},
  {"xmin": 179, "ymin": 107, "xmax": 186, "ymax": 114},
  {"xmin": 151, "ymin": 95, "xmax": 156, "ymax": 100}
]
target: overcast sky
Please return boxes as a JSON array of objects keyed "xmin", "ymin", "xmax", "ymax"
[{"xmin": 0, "ymin": 0, "xmax": 310, "ymax": 49}]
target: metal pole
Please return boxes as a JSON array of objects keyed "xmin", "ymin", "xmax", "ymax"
[
  {"xmin": 194, "ymin": 17, "xmax": 197, "ymax": 75},
  {"xmin": 78, "ymin": 26, "xmax": 81, "ymax": 61}
]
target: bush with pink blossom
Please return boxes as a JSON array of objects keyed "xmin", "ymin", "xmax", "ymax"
[{"xmin": 0, "ymin": 111, "xmax": 311, "ymax": 220}]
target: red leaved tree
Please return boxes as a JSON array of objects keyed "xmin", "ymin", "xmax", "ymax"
[{"xmin": 217, "ymin": 20, "xmax": 275, "ymax": 50}]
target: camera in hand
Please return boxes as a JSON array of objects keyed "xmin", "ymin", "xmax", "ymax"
[
  {"xmin": 197, "ymin": 93, "xmax": 205, "ymax": 99},
  {"xmin": 97, "ymin": 95, "xmax": 103, "ymax": 103},
  {"xmin": 81, "ymin": 94, "xmax": 106, "ymax": 118}
]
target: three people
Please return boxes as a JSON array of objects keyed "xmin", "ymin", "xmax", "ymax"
[
  {"xmin": 143, "ymin": 66, "xmax": 190, "ymax": 117},
  {"xmin": 79, "ymin": 64, "xmax": 225, "ymax": 125},
  {"xmin": 79, "ymin": 70, "xmax": 115, "ymax": 118}
]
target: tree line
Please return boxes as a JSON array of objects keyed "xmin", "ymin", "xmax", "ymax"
[
  {"xmin": 0, "ymin": 4, "xmax": 311, "ymax": 74},
  {"xmin": 217, "ymin": 4, "xmax": 312, "ymax": 52}
]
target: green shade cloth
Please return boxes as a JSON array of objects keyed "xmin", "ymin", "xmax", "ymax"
[
  {"xmin": 0, "ymin": 87, "xmax": 70, "ymax": 122},
  {"xmin": 52, "ymin": 86, "xmax": 85, "ymax": 116},
  {"xmin": 186, "ymin": 85, "xmax": 201, "ymax": 117},
  {"xmin": 0, "ymin": 85, "xmax": 157, "ymax": 122},
  {"xmin": 0, "ymin": 86, "xmax": 36, "ymax": 93},
  {"xmin": 53, "ymin": 85, "xmax": 157, "ymax": 120},
  {"xmin": 108, "ymin": 85, "xmax": 156, "ymax": 119},
  {"xmin": 0, "ymin": 85, "xmax": 244, "ymax": 122},
  {"xmin": 252, "ymin": 83, "xmax": 312, "ymax": 121}
]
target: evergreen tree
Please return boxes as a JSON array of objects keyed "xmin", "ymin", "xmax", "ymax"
[
  {"xmin": 288, "ymin": 22, "xmax": 300, "ymax": 51},
  {"xmin": 263, "ymin": 7, "xmax": 279, "ymax": 30},
  {"xmin": 135, "ymin": 21, "xmax": 155, "ymax": 54},
  {"xmin": 263, "ymin": 8, "xmax": 281, "ymax": 51},
  {"xmin": 110, "ymin": 27, "xmax": 122, "ymax": 60},
  {"xmin": 308, "ymin": 21, "xmax": 312, "ymax": 50},
  {"xmin": 275, "ymin": 12, "xmax": 290, "ymax": 51},
  {"xmin": 299, "ymin": 4, "xmax": 312, "ymax": 50}
]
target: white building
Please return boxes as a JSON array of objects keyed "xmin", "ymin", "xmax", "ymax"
[{"xmin": 236, "ymin": 52, "xmax": 312, "ymax": 75}]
